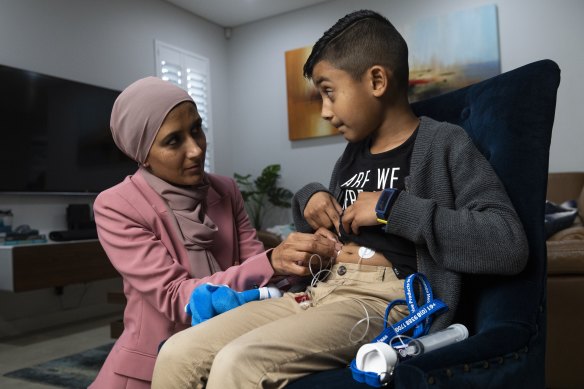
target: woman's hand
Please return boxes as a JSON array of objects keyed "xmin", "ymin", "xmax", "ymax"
[
  {"xmin": 270, "ymin": 230, "xmax": 340, "ymax": 276},
  {"xmin": 304, "ymin": 192, "xmax": 343, "ymax": 232},
  {"xmin": 341, "ymin": 191, "xmax": 382, "ymax": 235}
]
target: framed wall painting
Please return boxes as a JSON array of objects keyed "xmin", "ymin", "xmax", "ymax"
[
  {"xmin": 405, "ymin": 4, "xmax": 501, "ymax": 102},
  {"xmin": 285, "ymin": 46, "xmax": 336, "ymax": 141},
  {"xmin": 284, "ymin": 4, "xmax": 500, "ymax": 139}
]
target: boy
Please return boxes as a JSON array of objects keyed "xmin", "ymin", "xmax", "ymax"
[{"xmin": 152, "ymin": 10, "xmax": 528, "ymax": 388}]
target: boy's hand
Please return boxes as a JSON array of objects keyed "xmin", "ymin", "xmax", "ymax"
[
  {"xmin": 342, "ymin": 191, "xmax": 382, "ymax": 235},
  {"xmin": 314, "ymin": 226, "xmax": 341, "ymax": 246},
  {"xmin": 304, "ymin": 192, "xmax": 343, "ymax": 232},
  {"xmin": 270, "ymin": 232, "xmax": 338, "ymax": 276}
]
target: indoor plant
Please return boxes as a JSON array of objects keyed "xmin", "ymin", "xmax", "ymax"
[{"xmin": 234, "ymin": 164, "xmax": 293, "ymax": 230}]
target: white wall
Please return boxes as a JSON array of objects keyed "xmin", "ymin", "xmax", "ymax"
[
  {"xmin": 227, "ymin": 0, "xmax": 584, "ymax": 200},
  {"xmin": 0, "ymin": 0, "xmax": 229, "ymax": 337}
]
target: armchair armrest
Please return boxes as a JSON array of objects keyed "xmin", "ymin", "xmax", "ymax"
[
  {"xmin": 394, "ymin": 323, "xmax": 534, "ymax": 388},
  {"xmin": 287, "ymin": 324, "xmax": 536, "ymax": 389},
  {"xmin": 547, "ymin": 239, "xmax": 584, "ymax": 275}
]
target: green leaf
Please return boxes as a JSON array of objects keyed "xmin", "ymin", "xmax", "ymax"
[{"xmin": 233, "ymin": 164, "xmax": 292, "ymax": 229}]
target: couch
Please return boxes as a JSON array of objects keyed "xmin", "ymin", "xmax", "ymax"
[{"xmin": 545, "ymin": 172, "xmax": 584, "ymax": 388}]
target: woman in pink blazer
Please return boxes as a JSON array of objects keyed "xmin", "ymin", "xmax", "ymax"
[{"xmin": 89, "ymin": 77, "xmax": 337, "ymax": 388}]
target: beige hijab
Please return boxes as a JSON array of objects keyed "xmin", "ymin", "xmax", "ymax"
[{"xmin": 110, "ymin": 77, "xmax": 220, "ymax": 278}]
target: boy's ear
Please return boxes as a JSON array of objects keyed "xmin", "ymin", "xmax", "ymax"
[{"xmin": 369, "ymin": 66, "xmax": 389, "ymax": 97}]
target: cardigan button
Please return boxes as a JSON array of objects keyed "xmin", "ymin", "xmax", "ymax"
[{"xmin": 337, "ymin": 265, "xmax": 347, "ymax": 276}]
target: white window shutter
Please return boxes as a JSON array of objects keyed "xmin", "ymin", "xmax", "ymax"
[{"xmin": 155, "ymin": 40, "xmax": 213, "ymax": 172}]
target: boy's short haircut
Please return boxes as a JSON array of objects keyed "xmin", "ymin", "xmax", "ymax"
[{"xmin": 304, "ymin": 10, "xmax": 409, "ymax": 92}]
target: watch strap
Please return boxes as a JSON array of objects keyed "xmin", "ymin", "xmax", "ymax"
[{"xmin": 375, "ymin": 188, "xmax": 399, "ymax": 223}]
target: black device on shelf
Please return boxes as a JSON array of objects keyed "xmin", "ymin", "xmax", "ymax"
[
  {"xmin": 0, "ymin": 63, "xmax": 136, "ymax": 194},
  {"xmin": 48, "ymin": 203, "xmax": 98, "ymax": 242}
]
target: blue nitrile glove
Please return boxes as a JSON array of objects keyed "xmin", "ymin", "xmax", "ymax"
[{"xmin": 185, "ymin": 283, "xmax": 282, "ymax": 326}]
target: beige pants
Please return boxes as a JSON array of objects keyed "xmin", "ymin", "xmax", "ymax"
[{"xmin": 152, "ymin": 263, "xmax": 407, "ymax": 389}]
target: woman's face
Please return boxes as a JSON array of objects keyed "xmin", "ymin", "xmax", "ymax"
[{"xmin": 145, "ymin": 101, "xmax": 206, "ymax": 186}]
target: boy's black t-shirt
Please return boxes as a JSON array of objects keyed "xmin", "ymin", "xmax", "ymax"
[{"xmin": 337, "ymin": 129, "xmax": 418, "ymax": 279}]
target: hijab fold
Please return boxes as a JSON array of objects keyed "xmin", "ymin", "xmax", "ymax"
[{"xmin": 139, "ymin": 168, "xmax": 221, "ymax": 278}]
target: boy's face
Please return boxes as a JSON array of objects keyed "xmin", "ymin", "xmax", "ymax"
[{"xmin": 313, "ymin": 60, "xmax": 381, "ymax": 142}]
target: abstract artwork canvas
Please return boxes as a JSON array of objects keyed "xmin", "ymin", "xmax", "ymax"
[
  {"xmin": 285, "ymin": 46, "xmax": 336, "ymax": 140},
  {"xmin": 284, "ymin": 4, "xmax": 500, "ymax": 139},
  {"xmin": 405, "ymin": 4, "xmax": 500, "ymax": 102}
]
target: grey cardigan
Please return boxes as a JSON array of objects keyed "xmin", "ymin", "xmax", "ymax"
[{"xmin": 292, "ymin": 116, "xmax": 529, "ymax": 330}]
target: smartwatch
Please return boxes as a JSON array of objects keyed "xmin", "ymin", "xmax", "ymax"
[{"xmin": 375, "ymin": 188, "xmax": 400, "ymax": 224}]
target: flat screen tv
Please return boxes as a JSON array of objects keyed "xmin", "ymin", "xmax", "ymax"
[{"xmin": 0, "ymin": 63, "xmax": 136, "ymax": 194}]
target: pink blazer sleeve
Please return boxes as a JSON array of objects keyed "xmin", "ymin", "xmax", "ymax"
[{"xmin": 94, "ymin": 176, "xmax": 275, "ymax": 325}]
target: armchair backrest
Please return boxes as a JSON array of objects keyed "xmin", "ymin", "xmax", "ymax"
[{"xmin": 411, "ymin": 59, "xmax": 560, "ymax": 383}]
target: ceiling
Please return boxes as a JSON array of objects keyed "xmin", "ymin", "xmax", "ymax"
[{"xmin": 165, "ymin": 0, "xmax": 334, "ymax": 28}]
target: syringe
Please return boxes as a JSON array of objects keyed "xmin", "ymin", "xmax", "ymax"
[{"xmin": 401, "ymin": 324, "xmax": 468, "ymax": 357}]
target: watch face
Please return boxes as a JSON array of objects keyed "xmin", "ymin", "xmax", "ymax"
[
  {"xmin": 376, "ymin": 188, "xmax": 397, "ymax": 220},
  {"xmin": 376, "ymin": 190, "xmax": 391, "ymax": 214}
]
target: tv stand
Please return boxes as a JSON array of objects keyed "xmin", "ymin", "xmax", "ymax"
[{"xmin": 0, "ymin": 240, "xmax": 119, "ymax": 292}]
